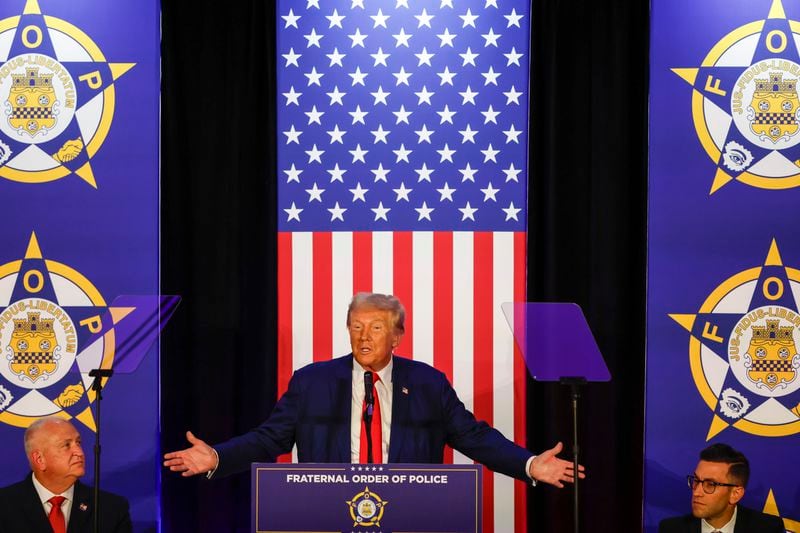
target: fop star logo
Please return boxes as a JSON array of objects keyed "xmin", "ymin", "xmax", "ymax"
[
  {"xmin": 670, "ymin": 240, "xmax": 800, "ymax": 440},
  {"xmin": 346, "ymin": 486, "xmax": 387, "ymax": 528},
  {"xmin": 673, "ymin": 0, "xmax": 800, "ymax": 193},
  {"xmin": 0, "ymin": 0, "xmax": 134, "ymax": 187},
  {"xmin": 0, "ymin": 232, "xmax": 117, "ymax": 430}
]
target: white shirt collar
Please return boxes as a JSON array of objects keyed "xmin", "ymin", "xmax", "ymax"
[
  {"xmin": 701, "ymin": 505, "xmax": 737, "ymax": 533},
  {"xmin": 31, "ymin": 473, "xmax": 75, "ymax": 505}
]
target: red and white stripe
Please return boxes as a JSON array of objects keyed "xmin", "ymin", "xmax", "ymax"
[{"xmin": 277, "ymin": 230, "xmax": 527, "ymax": 533}]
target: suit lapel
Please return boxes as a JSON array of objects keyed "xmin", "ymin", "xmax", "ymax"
[
  {"xmin": 732, "ymin": 506, "xmax": 748, "ymax": 533},
  {"xmin": 68, "ymin": 481, "xmax": 92, "ymax": 533},
  {"xmin": 387, "ymin": 356, "xmax": 410, "ymax": 462},
  {"xmin": 20, "ymin": 475, "xmax": 53, "ymax": 533},
  {"xmin": 329, "ymin": 355, "xmax": 353, "ymax": 462}
]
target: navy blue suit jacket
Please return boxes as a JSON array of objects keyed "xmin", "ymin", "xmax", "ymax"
[
  {"xmin": 658, "ymin": 505, "xmax": 785, "ymax": 533},
  {"xmin": 215, "ymin": 354, "xmax": 533, "ymax": 481},
  {"xmin": 0, "ymin": 474, "xmax": 132, "ymax": 533}
]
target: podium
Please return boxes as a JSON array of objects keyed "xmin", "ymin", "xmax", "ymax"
[{"xmin": 251, "ymin": 463, "xmax": 482, "ymax": 533}]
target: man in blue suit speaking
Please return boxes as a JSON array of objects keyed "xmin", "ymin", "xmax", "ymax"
[{"xmin": 164, "ymin": 293, "xmax": 583, "ymax": 487}]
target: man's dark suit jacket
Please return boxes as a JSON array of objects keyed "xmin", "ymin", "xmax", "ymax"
[
  {"xmin": 0, "ymin": 474, "xmax": 132, "ymax": 533},
  {"xmin": 658, "ymin": 505, "xmax": 785, "ymax": 533},
  {"xmin": 215, "ymin": 354, "xmax": 533, "ymax": 480}
]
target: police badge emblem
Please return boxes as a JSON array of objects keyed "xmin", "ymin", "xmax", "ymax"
[
  {"xmin": 346, "ymin": 486, "xmax": 387, "ymax": 528},
  {"xmin": 671, "ymin": 240, "xmax": 800, "ymax": 439},
  {"xmin": 673, "ymin": 0, "xmax": 800, "ymax": 192},
  {"xmin": 0, "ymin": 232, "xmax": 115, "ymax": 430},
  {"xmin": 0, "ymin": 0, "xmax": 134, "ymax": 186}
]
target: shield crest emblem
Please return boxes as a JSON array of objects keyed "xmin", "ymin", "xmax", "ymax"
[
  {"xmin": 745, "ymin": 319, "xmax": 797, "ymax": 391},
  {"xmin": 7, "ymin": 67, "xmax": 57, "ymax": 137},
  {"xmin": 749, "ymin": 72, "xmax": 800, "ymax": 142},
  {"xmin": 8, "ymin": 312, "xmax": 58, "ymax": 382}
]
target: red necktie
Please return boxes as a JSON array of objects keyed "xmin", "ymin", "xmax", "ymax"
[
  {"xmin": 359, "ymin": 372, "xmax": 382, "ymax": 463},
  {"xmin": 48, "ymin": 496, "xmax": 66, "ymax": 533}
]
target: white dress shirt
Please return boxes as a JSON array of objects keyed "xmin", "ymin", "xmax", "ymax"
[
  {"xmin": 701, "ymin": 505, "xmax": 737, "ymax": 533},
  {"xmin": 31, "ymin": 473, "xmax": 76, "ymax": 525},
  {"xmin": 350, "ymin": 357, "xmax": 393, "ymax": 463}
]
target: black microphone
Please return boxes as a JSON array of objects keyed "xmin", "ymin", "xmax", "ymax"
[
  {"xmin": 364, "ymin": 371, "xmax": 374, "ymax": 420},
  {"xmin": 363, "ymin": 371, "xmax": 374, "ymax": 463}
]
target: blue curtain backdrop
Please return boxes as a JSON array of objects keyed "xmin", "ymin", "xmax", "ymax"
[
  {"xmin": 646, "ymin": 0, "xmax": 800, "ymax": 531},
  {"xmin": 0, "ymin": 0, "xmax": 159, "ymax": 531}
]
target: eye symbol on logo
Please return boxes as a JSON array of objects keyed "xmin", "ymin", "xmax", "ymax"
[
  {"xmin": 719, "ymin": 388, "xmax": 750, "ymax": 420},
  {"xmin": 722, "ymin": 141, "xmax": 753, "ymax": 172}
]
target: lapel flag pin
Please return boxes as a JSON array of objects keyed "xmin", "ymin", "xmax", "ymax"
[
  {"xmin": 79, "ymin": 503, "xmax": 88, "ymax": 511},
  {"xmin": 402, "ymin": 387, "xmax": 408, "ymax": 395}
]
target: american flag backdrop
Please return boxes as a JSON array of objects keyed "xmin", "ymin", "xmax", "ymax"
[{"xmin": 275, "ymin": 1, "xmax": 531, "ymax": 531}]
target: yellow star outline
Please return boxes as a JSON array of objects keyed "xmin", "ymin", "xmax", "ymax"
[
  {"xmin": 0, "ymin": 232, "xmax": 137, "ymax": 431},
  {"xmin": 671, "ymin": 0, "xmax": 800, "ymax": 193},
  {"xmin": 0, "ymin": 0, "xmax": 136, "ymax": 187},
  {"xmin": 762, "ymin": 489, "xmax": 800, "ymax": 532},
  {"xmin": 669, "ymin": 239, "xmax": 800, "ymax": 440}
]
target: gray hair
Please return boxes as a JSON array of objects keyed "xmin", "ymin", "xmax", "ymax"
[
  {"xmin": 24, "ymin": 416, "xmax": 70, "ymax": 456},
  {"xmin": 347, "ymin": 292, "xmax": 406, "ymax": 333}
]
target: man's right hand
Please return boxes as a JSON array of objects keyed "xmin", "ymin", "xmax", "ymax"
[{"xmin": 163, "ymin": 431, "xmax": 218, "ymax": 477}]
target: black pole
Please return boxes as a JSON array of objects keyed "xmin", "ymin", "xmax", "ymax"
[
  {"xmin": 571, "ymin": 382, "xmax": 580, "ymax": 533},
  {"xmin": 89, "ymin": 368, "xmax": 113, "ymax": 533},
  {"xmin": 560, "ymin": 376, "xmax": 586, "ymax": 533}
]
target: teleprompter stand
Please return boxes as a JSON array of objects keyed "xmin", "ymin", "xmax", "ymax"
[
  {"xmin": 82, "ymin": 295, "xmax": 180, "ymax": 533},
  {"xmin": 502, "ymin": 302, "xmax": 610, "ymax": 533}
]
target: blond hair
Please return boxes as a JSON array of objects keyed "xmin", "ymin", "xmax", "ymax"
[{"xmin": 347, "ymin": 292, "xmax": 406, "ymax": 333}]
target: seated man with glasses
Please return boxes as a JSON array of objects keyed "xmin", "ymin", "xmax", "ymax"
[{"xmin": 658, "ymin": 443, "xmax": 784, "ymax": 533}]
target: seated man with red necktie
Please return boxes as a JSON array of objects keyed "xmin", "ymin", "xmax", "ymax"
[
  {"xmin": 658, "ymin": 443, "xmax": 784, "ymax": 533},
  {"xmin": 0, "ymin": 417, "xmax": 131, "ymax": 533},
  {"xmin": 164, "ymin": 292, "xmax": 584, "ymax": 488}
]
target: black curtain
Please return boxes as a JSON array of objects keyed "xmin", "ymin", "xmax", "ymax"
[
  {"xmin": 528, "ymin": 0, "xmax": 648, "ymax": 531},
  {"xmin": 160, "ymin": 1, "xmax": 648, "ymax": 532}
]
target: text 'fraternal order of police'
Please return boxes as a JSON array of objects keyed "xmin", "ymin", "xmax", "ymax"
[{"xmin": 285, "ymin": 473, "xmax": 448, "ymax": 485}]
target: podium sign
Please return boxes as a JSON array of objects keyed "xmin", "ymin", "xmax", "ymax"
[{"xmin": 251, "ymin": 463, "xmax": 482, "ymax": 533}]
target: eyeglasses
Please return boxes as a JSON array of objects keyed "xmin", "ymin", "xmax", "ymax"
[{"xmin": 687, "ymin": 475, "xmax": 739, "ymax": 494}]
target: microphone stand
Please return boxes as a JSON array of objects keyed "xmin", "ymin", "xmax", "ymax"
[
  {"xmin": 89, "ymin": 368, "xmax": 113, "ymax": 533},
  {"xmin": 560, "ymin": 376, "xmax": 586, "ymax": 533},
  {"xmin": 364, "ymin": 372, "xmax": 374, "ymax": 463}
]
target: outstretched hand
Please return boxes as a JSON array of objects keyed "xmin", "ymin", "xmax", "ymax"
[
  {"xmin": 163, "ymin": 431, "xmax": 217, "ymax": 477},
  {"xmin": 528, "ymin": 441, "xmax": 586, "ymax": 488}
]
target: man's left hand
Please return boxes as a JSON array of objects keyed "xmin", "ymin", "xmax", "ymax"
[{"xmin": 528, "ymin": 441, "xmax": 585, "ymax": 488}]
